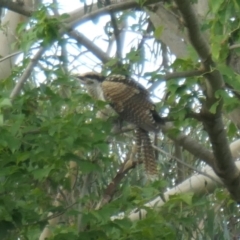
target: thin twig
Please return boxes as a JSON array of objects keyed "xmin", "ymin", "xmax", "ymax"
[
  {"xmin": 229, "ymin": 44, "xmax": 240, "ymax": 50},
  {"xmin": 161, "ymin": 123, "xmax": 214, "ymax": 167},
  {"xmin": 164, "ymin": 69, "xmax": 204, "ymax": 80},
  {"xmin": 77, "ymin": 174, "xmax": 91, "ymax": 232},
  {"xmin": 69, "ymin": 1, "xmax": 139, "ymax": 29},
  {"xmin": 10, "ymin": 47, "xmax": 46, "ymax": 99},
  {"xmin": 29, "ymin": 201, "xmax": 79, "ymax": 226},
  {"xmin": 0, "ymin": 46, "xmax": 39, "ymax": 63},
  {"xmin": 110, "ymin": 12, "xmax": 122, "ymax": 59},
  {"xmin": 68, "ymin": 31, "xmax": 110, "ymax": 63},
  {"xmin": 95, "ymin": 145, "xmax": 139, "ymax": 209},
  {"xmin": 153, "ymin": 145, "xmax": 220, "ymax": 183},
  {"xmin": 148, "ymin": 69, "xmax": 204, "ymax": 92}
]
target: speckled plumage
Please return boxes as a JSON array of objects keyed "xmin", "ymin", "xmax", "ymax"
[
  {"xmin": 102, "ymin": 74, "xmax": 164, "ymax": 132},
  {"xmin": 76, "ymin": 72, "xmax": 164, "ymax": 177}
]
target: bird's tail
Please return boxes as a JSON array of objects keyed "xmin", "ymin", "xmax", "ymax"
[{"xmin": 136, "ymin": 128, "xmax": 158, "ymax": 179}]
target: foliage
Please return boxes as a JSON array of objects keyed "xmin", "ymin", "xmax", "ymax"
[{"xmin": 1, "ymin": 0, "xmax": 240, "ymax": 239}]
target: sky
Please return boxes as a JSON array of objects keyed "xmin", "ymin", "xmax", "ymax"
[
  {"xmin": 55, "ymin": 0, "xmax": 164, "ymax": 71},
  {"xmin": 39, "ymin": 0, "xmax": 166, "ymax": 99}
]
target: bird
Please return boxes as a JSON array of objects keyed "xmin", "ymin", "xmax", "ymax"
[{"xmin": 75, "ymin": 72, "xmax": 165, "ymax": 178}]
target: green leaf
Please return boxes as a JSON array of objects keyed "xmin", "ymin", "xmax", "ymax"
[
  {"xmin": 135, "ymin": 0, "xmax": 147, "ymax": 7},
  {"xmin": 228, "ymin": 122, "xmax": 238, "ymax": 138},
  {"xmin": 78, "ymin": 160, "xmax": 100, "ymax": 173},
  {"xmin": 95, "ymin": 142, "xmax": 109, "ymax": 153},
  {"xmin": 105, "ymin": 58, "xmax": 118, "ymax": 67},
  {"xmin": 211, "ymin": 36, "xmax": 222, "ymax": 60},
  {"xmin": 0, "ymin": 98, "xmax": 12, "ymax": 108},
  {"xmin": 17, "ymin": 152, "xmax": 30, "ymax": 163},
  {"xmin": 179, "ymin": 192, "xmax": 194, "ymax": 205},
  {"xmin": 209, "ymin": 100, "xmax": 220, "ymax": 114},
  {"xmin": 154, "ymin": 26, "xmax": 164, "ymax": 39},
  {"xmin": 209, "ymin": 0, "xmax": 225, "ymax": 13},
  {"xmin": 31, "ymin": 166, "xmax": 53, "ymax": 180},
  {"xmin": 0, "ymin": 114, "xmax": 3, "ymax": 125},
  {"xmin": 60, "ymin": 13, "xmax": 70, "ymax": 20}
]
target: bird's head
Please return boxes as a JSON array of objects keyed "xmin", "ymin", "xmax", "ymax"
[
  {"xmin": 74, "ymin": 72, "xmax": 106, "ymax": 100},
  {"xmin": 75, "ymin": 72, "xmax": 105, "ymax": 85}
]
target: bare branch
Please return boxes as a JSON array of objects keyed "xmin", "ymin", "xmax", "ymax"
[
  {"xmin": 153, "ymin": 144, "xmax": 217, "ymax": 183},
  {"xmin": 96, "ymin": 145, "xmax": 139, "ymax": 209},
  {"xmin": 10, "ymin": 47, "xmax": 46, "ymax": 99},
  {"xmin": 164, "ymin": 69, "xmax": 204, "ymax": 80},
  {"xmin": 69, "ymin": 1, "xmax": 139, "ymax": 29},
  {"xmin": 161, "ymin": 41, "xmax": 169, "ymax": 69},
  {"xmin": 229, "ymin": 43, "xmax": 240, "ymax": 50},
  {"xmin": 174, "ymin": 143, "xmax": 185, "ymax": 183},
  {"xmin": 0, "ymin": 46, "xmax": 40, "ymax": 63},
  {"xmin": 148, "ymin": 69, "xmax": 204, "ymax": 93},
  {"xmin": 77, "ymin": 174, "xmax": 92, "ymax": 232},
  {"xmin": 0, "ymin": 0, "xmax": 32, "ymax": 17},
  {"xmin": 162, "ymin": 123, "xmax": 214, "ymax": 167},
  {"xmin": 68, "ymin": 31, "xmax": 110, "ymax": 64},
  {"xmin": 110, "ymin": 13, "xmax": 122, "ymax": 59}
]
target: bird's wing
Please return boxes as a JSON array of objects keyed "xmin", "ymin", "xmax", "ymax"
[{"xmin": 101, "ymin": 77, "xmax": 162, "ymax": 132}]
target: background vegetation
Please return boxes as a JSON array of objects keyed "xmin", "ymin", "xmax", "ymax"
[{"xmin": 1, "ymin": 0, "xmax": 240, "ymax": 239}]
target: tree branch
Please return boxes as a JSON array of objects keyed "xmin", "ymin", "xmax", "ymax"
[
  {"xmin": 68, "ymin": 31, "xmax": 110, "ymax": 64},
  {"xmin": 153, "ymin": 144, "xmax": 217, "ymax": 182},
  {"xmin": 110, "ymin": 13, "xmax": 122, "ymax": 60},
  {"xmin": 10, "ymin": 47, "xmax": 46, "ymax": 99},
  {"xmin": 0, "ymin": 46, "xmax": 40, "ymax": 63},
  {"xmin": 229, "ymin": 43, "xmax": 240, "ymax": 50},
  {"xmin": 174, "ymin": 143, "xmax": 185, "ymax": 183},
  {"xmin": 112, "ymin": 139, "xmax": 240, "ymax": 221},
  {"xmin": 148, "ymin": 69, "xmax": 204, "ymax": 93},
  {"xmin": 68, "ymin": 1, "xmax": 139, "ymax": 29},
  {"xmin": 123, "ymin": 163, "xmax": 227, "ymax": 221},
  {"xmin": 0, "ymin": 0, "xmax": 32, "ymax": 17},
  {"xmin": 96, "ymin": 145, "xmax": 139, "ymax": 209},
  {"xmin": 162, "ymin": 123, "xmax": 214, "ymax": 167},
  {"xmin": 164, "ymin": 69, "xmax": 204, "ymax": 80},
  {"xmin": 174, "ymin": 0, "xmax": 240, "ymax": 201}
]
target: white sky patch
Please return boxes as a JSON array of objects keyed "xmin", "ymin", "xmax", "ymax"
[
  {"xmin": 43, "ymin": 0, "xmax": 82, "ymax": 12},
  {"xmin": 14, "ymin": 0, "xmax": 168, "ymax": 101}
]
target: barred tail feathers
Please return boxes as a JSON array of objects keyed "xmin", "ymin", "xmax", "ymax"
[{"xmin": 136, "ymin": 128, "xmax": 158, "ymax": 179}]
